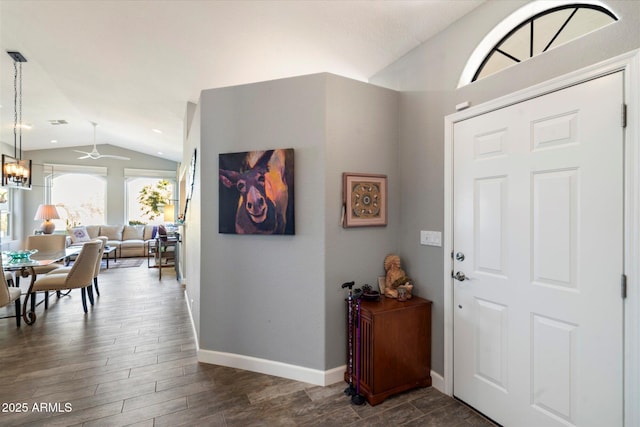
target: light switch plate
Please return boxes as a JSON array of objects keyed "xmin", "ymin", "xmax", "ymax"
[{"xmin": 420, "ymin": 230, "xmax": 442, "ymax": 247}]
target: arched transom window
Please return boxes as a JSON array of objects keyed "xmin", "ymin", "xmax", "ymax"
[{"xmin": 465, "ymin": 2, "xmax": 617, "ymax": 84}]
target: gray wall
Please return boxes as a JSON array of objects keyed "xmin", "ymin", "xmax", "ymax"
[
  {"xmin": 324, "ymin": 75, "xmax": 399, "ymax": 368},
  {"xmin": 195, "ymin": 73, "xmax": 399, "ymax": 370},
  {"xmin": 370, "ymin": 0, "xmax": 640, "ymax": 375},
  {"xmin": 23, "ymin": 144, "xmax": 177, "ymax": 242}
]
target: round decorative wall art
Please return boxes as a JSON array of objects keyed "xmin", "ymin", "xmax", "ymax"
[{"xmin": 351, "ymin": 182, "xmax": 381, "ymax": 219}]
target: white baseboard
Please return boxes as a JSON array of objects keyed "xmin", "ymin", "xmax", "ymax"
[
  {"xmin": 198, "ymin": 349, "xmax": 345, "ymax": 387},
  {"xmin": 325, "ymin": 365, "xmax": 346, "ymax": 385},
  {"xmin": 184, "ymin": 284, "xmax": 441, "ymax": 392},
  {"xmin": 183, "ymin": 290, "xmax": 199, "ymax": 351},
  {"xmin": 431, "ymin": 370, "xmax": 446, "ymax": 394}
]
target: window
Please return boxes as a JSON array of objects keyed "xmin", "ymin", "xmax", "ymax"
[
  {"xmin": 45, "ymin": 164, "xmax": 107, "ymax": 228},
  {"xmin": 0, "ymin": 188, "xmax": 12, "ymax": 240},
  {"xmin": 460, "ymin": 2, "xmax": 617, "ymax": 85},
  {"xmin": 124, "ymin": 169, "xmax": 176, "ymax": 225}
]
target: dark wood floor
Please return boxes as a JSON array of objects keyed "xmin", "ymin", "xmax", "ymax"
[{"xmin": 0, "ymin": 260, "xmax": 495, "ymax": 426}]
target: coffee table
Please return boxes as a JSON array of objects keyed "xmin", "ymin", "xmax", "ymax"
[{"xmin": 103, "ymin": 246, "xmax": 117, "ymax": 268}]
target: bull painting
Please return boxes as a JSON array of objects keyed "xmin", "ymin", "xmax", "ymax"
[{"xmin": 219, "ymin": 148, "xmax": 294, "ymax": 235}]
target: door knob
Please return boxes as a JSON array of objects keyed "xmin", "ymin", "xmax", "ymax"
[{"xmin": 453, "ymin": 271, "xmax": 467, "ymax": 281}]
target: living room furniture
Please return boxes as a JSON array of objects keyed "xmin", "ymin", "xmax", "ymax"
[
  {"xmin": 24, "ymin": 242, "xmax": 99, "ymax": 324},
  {"xmin": 346, "ymin": 295, "xmax": 432, "ymax": 406},
  {"xmin": 155, "ymin": 236, "xmax": 177, "ymax": 279},
  {"xmin": 33, "ymin": 204, "xmax": 60, "ymax": 234},
  {"xmin": 92, "ymin": 241, "xmax": 106, "ymax": 296},
  {"xmin": 0, "ymin": 257, "xmax": 21, "ymax": 327},
  {"xmin": 67, "ymin": 224, "xmax": 158, "ymax": 258},
  {"xmin": 16, "ymin": 234, "xmax": 68, "ymax": 288},
  {"xmin": 3, "ymin": 246, "xmax": 80, "ymax": 324},
  {"xmin": 50, "ymin": 238, "xmax": 106, "ymax": 297},
  {"xmin": 102, "ymin": 246, "xmax": 117, "ymax": 268},
  {"xmin": 145, "ymin": 239, "xmax": 157, "ymax": 267}
]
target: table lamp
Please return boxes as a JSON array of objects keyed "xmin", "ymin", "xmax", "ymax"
[
  {"xmin": 34, "ymin": 204, "xmax": 60, "ymax": 234},
  {"xmin": 163, "ymin": 204, "xmax": 175, "ymax": 224}
]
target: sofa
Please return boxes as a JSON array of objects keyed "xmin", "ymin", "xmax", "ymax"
[{"xmin": 67, "ymin": 225, "xmax": 157, "ymax": 258}]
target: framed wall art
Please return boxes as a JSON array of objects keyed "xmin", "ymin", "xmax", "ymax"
[
  {"xmin": 219, "ymin": 148, "xmax": 295, "ymax": 235},
  {"xmin": 342, "ymin": 173, "xmax": 387, "ymax": 228}
]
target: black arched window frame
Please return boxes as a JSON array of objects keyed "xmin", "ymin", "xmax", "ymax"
[{"xmin": 472, "ymin": 4, "xmax": 618, "ymax": 82}]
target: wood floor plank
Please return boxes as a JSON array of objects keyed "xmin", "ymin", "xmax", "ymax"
[
  {"xmin": 85, "ymin": 397, "xmax": 187, "ymax": 427},
  {"xmin": 65, "ymin": 381, "xmax": 157, "ymax": 413}
]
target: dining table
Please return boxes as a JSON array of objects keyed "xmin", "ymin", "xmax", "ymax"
[{"xmin": 2, "ymin": 247, "xmax": 82, "ymax": 325}]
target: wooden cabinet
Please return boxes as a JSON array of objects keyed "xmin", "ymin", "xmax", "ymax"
[{"xmin": 347, "ymin": 296, "xmax": 432, "ymax": 405}]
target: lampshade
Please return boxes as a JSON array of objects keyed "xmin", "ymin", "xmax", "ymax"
[
  {"xmin": 163, "ymin": 204, "xmax": 175, "ymax": 223},
  {"xmin": 34, "ymin": 204, "xmax": 60, "ymax": 220},
  {"xmin": 34, "ymin": 204, "xmax": 60, "ymax": 234}
]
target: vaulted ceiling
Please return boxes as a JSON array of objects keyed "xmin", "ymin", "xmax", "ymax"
[{"xmin": 0, "ymin": 0, "xmax": 483, "ymax": 162}]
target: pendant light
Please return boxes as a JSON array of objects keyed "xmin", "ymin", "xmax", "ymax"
[{"xmin": 2, "ymin": 51, "xmax": 32, "ymax": 189}]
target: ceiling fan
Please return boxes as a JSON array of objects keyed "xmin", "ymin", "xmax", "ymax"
[{"xmin": 74, "ymin": 122, "xmax": 130, "ymax": 160}]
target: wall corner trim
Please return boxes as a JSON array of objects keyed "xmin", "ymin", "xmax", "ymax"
[
  {"xmin": 184, "ymin": 290, "xmax": 200, "ymax": 351},
  {"xmin": 197, "ymin": 349, "xmax": 345, "ymax": 387},
  {"xmin": 430, "ymin": 370, "xmax": 445, "ymax": 394}
]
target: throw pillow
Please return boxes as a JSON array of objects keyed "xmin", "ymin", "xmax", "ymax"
[{"xmin": 69, "ymin": 226, "xmax": 91, "ymax": 243}]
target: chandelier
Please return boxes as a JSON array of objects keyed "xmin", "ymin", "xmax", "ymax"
[{"xmin": 2, "ymin": 51, "xmax": 32, "ymax": 189}]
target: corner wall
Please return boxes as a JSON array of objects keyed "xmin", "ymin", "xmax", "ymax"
[
  {"xmin": 195, "ymin": 73, "xmax": 399, "ymax": 378},
  {"xmin": 324, "ymin": 75, "xmax": 399, "ymax": 369},
  {"xmin": 199, "ymin": 74, "xmax": 328, "ymax": 371}
]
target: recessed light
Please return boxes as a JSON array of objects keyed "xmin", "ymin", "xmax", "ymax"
[
  {"xmin": 152, "ymin": 128, "xmax": 162, "ymax": 134},
  {"xmin": 158, "ymin": 152, "xmax": 164, "ymax": 155},
  {"xmin": 50, "ymin": 139, "xmax": 58, "ymax": 143}
]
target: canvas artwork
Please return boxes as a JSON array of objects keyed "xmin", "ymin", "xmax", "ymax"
[{"xmin": 219, "ymin": 148, "xmax": 295, "ymax": 235}]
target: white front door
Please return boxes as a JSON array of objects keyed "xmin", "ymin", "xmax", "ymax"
[{"xmin": 453, "ymin": 72, "xmax": 624, "ymax": 426}]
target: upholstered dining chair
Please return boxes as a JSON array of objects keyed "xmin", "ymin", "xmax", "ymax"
[
  {"xmin": 0, "ymin": 256, "xmax": 22, "ymax": 327},
  {"xmin": 48, "ymin": 237, "xmax": 106, "ymax": 299},
  {"xmin": 16, "ymin": 234, "xmax": 68, "ymax": 287},
  {"xmin": 30, "ymin": 240, "xmax": 101, "ymax": 314},
  {"xmin": 91, "ymin": 237, "xmax": 106, "ymax": 297},
  {"xmin": 5, "ymin": 271, "xmax": 15, "ymax": 287}
]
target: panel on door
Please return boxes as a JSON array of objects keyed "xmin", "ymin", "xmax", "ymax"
[{"xmin": 453, "ymin": 72, "xmax": 623, "ymax": 426}]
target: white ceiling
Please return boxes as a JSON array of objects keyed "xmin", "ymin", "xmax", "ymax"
[{"xmin": 0, "ymin": 0, "xmax": 483, "ymax": 162}]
